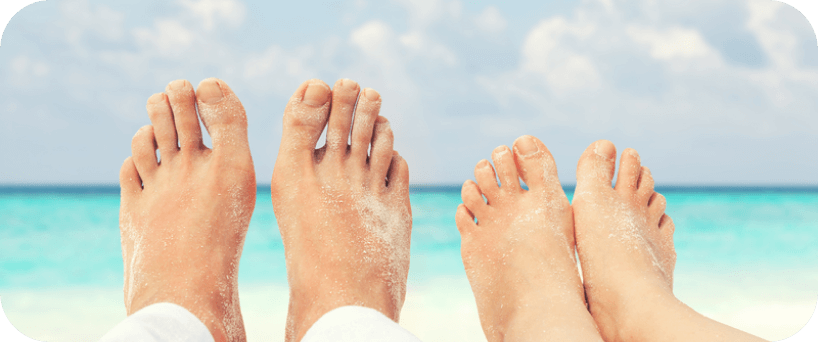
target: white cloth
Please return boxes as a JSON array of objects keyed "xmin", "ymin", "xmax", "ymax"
[
  {"xmin": 100, "ymin": 303, "xmax": 420, "ymax": 342},
  {"xmin": 303, "ymin": 306, "xmax": 422, "ymax": 342},
  {"xmin": 99, "ymin": 303, "xmax": 214, "ymax": 342}
]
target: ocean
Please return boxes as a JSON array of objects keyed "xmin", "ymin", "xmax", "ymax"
[{"xmin": 1, "ymin": 186, "xmax": 817, "ymax": 341}]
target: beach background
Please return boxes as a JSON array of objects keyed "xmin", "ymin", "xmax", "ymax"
[
  {"xmin": 2, "ymin": 0, "xmax": 818, "ymax": 341},
  {"xmin": 1, "ymin": 186, "xmax": 817, "ymax": 341}
]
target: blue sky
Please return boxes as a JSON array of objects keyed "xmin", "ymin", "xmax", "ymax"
[{"xmin": 0, "ymin": 0, "xmax": 817, "ymax": 185}]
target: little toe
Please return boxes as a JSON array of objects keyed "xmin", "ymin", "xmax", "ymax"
[
  {"xmin": 455, "ymin": 204, "xmax": 477, "ymax": 234},
  {"xmin": 146, "ymin": 93, "xmax": 179, "ymax": 159},
  {"xmin": 576, "ymin": 140, "xmax": 617, "ymax": 191},
  {"xmin": 614, "ymin": 148, "xmax": 641, "ymax": 194},
  {"xmin": 350, "ymin": 88, "xmax": 381, "ymax": 167},
  {"xmin": 195, "ymin": 78, "xmax": 251, "ymax": 155},
  {"xmin": 636, "ymin": 166, "xmax": 655, "ymax": 203},
  {"xmin": 279, "ymin": 79, "xmax": 332, "ymax": 162},
  {"xmin": 131, "ymin": 125, "xmax": 158, "ymax": 179},
  {"xmin": 119, "ymin": 157, "xmax": 142, "ymax": 195},
  {"xmin": 512, "ymin": 135, "xmax": 560, "ymax": 192},
  {"xmin": 369, "ymin": 116, "xmax": 394, "ymax": 189},
  {"xmin": 326, "ymin": 79, "xmax": 360, "ymax": 155},
  {"xmin": 461, "ymin": 180, "xmax": 488, "ymax": 216},
  {"xmin": 492, "ymin": 145, "xmax": 521, "ymax": 192},
  {"xmin": 474, "ymin": 159, "xmax": 500, "ymax": 203},
  {"xmin": 386, "ymin": 152, "xmax": 409, "ymax": 195},
  {"xmin": 166, "ymin": 80, "xmax": 204, "ymax": 151},
  {"xmin": 648, "ymin": 192, "xmax": 667, "ymax": 226},
  {"xmin": 659, "ymin": 214, "xmax": 676, "ymax": 237}
]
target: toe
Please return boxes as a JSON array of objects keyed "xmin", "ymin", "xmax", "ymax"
[
  {"xmin": 146, "ymin": 93, "xmax": 179, "ymax": 159},
  {"xmin": 119, "ymin": 157, "xmax": 142, "ymax": 195},
  {"xmin": 461, "ymin": 180, "xmax": 488, "ymax": 216},
  {"xmin": 576, "ymin": 140, "xmax": 616, "ymax": 191},
  {"xmin": 455, "ymin": 204, "xmax": 477, "ymax": 234},
  {"xmin": 474, "ymin": 159, "xmax": 500, "ymax": 203},
  {"xmin": 386, "ymin": 152, "xmax": 409, "ymax": 194},
  {"xmin": 648, "ymin": 192, "xmax": 667, "ymax": 226},
  {"xmin": 279, "ymin": 79, "xmax": 331, "ymax": 162},
  {"xmin": 512, "ymin": 135, "xmax": 560, "ymax": 192},
  {"xmin": 492, "ymin": 145, "xmax": 521, "ymax": 192},
  {"xmin": 195, "ymin": 78, "xmax": 251, "ymax": 155},
  {"xmin": 350, "ymin": 88, "xmax": 381, "ymax": 167},
  {"xmin": 369, "ymin": 116, "xmax": 394, "ymax": 189},
  {"xmin": 660, "ymin": 214, "xmax": 676, "ymax": 238},
  {"xmin": 166, "ymin": 80, "xmax": 204, "ymax": 151},
  {"xmin": 131, "ymin": 125, "xmax": 158, "ymax": 179},
  {"xmin": 636, "ymin": 166, "xmax": 655, "ymax": 203},
  {"xmin": 326, "ymin": 79, "xmax": 360, "ymax": 155},
  {"xmin": 614, "ymin": 148, "xmax": 641, "ymax": 194}
]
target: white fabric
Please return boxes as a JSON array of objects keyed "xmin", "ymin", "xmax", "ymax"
[
  {"xmin": 99, "ymin": 303, "xmax": 213, "ymax": 342},
  {"xmin": 302, "ymin": 306, "xmax": 422, "ymax": 342}
]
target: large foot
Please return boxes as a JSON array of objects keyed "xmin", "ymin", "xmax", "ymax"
[
  {"xmin": 119, "ymin": 79, "xmax": 255, "ymax": 342},
  {"xmin": 271, "ymin": 79, "xmax": 412, "ymax": 342},
  {"xmin": 455, "ymin": 135, "xmax": 603, "ymax": 342}
]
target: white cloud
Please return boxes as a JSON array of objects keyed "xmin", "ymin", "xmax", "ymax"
[
  {"xmin": 177, "ymin": 0, "xmax": 246, "ymax": 31},
  {"xmin": 58, "ymin": 0, "xmax": 124, "ymax": 50},
  {"xmin": 394, "ymin": 0, "xmax": 461, "ymax": 28},
  {"xmin": 132, "ymin": 19, "xmax": 195, "ymax": 59},
  {"xmin": 10, "ymin": 55, "xmax": 49, "ymax": 77},
  {"xmin": 520, "ymin": 17, "xmax": 601, "ymax": 93},
  {"xmin": 351, "ymin": 20, "xmax": 397, "ymax": 63},
  {"xmin": 474, "ymin": 6, "xmax": 506, "ymax": 34},
  {"xmin": 626, "ymin": 25, "xmax": 717, "ymax": 60}
]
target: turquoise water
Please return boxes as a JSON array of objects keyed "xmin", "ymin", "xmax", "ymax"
[{"xmin": 1, "ymin": 187, "xmax": 817, "ymax": 290}]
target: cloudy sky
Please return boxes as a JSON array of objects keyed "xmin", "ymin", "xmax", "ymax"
[{"xmin": 1, "ymin": 0, "xmax": 817, "ymax": 185}]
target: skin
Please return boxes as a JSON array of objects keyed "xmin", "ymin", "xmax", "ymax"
[
  {"xmin": 119, "ymin": 78, "xmax": 255, "ymax": 342},
  {"xmin": 572, "ymin": 140, "xmax": 767, "ymax": 342},
  {"xmin": 270, "ymin": 79, "xmax": 412, "ymax": 342},
  {"xmin": 455, "ymin": 135, "xmax": 604, "ymax": 342}
]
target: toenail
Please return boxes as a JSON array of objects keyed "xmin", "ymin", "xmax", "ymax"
[
  {"xmin": 198, "ymin": 80, "xmax": 224, "ymax": 104},
  {"xmin": 363, "ymin": 88, "xmax": 380, "ymax": 101},
  {"xmin": 594, "ymin": 141, "xmax": 615, "ymax": 159},
  {"xmin": 515, "ymin": 136, "xmax": 539, "ymax": 157},
  {"xmin": 147, "ymin": 93, "xmax": 165, "ymax": 104},
  {"xmin": 169, "ymin": 80, "xmax": 187, "ymax": 90},
  {"xmin": 339, "ymin": 78, "xmax": 358, "ymax": 89},
  {"xmin": 303, "ymin": 83, "xmax": 331, "ymax": 107},
  {"xmin": 478, "ymin": 159, "xmax": 490, "ymax": 168},
  {"xmin": 493, "ymin": 146, "xmax": 509, "ymax": 155}
]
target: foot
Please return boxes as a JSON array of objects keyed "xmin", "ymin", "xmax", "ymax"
[
  {"xmin": 119, "ymin": 78, "xmax": 255, "ymax": 342},
  {"xmin": 271, "ymin": 79, "xmax": 412, "ymax": 342},
  {"xmin": 455, "ymin": 135, "xmax": 603, "ymax": 342},
  {"xmin": 573, "ymin": 140, "xmax": 767, "ymax": 342},
  {"xmin": 572, "ymin": 140, "xmax": 677, "ymax": 341}
]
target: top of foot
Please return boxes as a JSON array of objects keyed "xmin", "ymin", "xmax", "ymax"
[
  {"xmin": 571, "ymin": 140, "xmax": 676, "ymax": 341},
  {"xmin": 119, "ymin": 78, "xmax": 255, "ymax": 342},
  {"xmin": 456, "ymin": 135, "xmax": 603, "ymax": 342},
  {"xmin": 270, "ymin": 79, "xmax": 412, "ymax": 342}
]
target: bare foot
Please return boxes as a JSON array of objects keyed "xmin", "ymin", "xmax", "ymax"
[
  {"xmin": 455, "ymin": 135, "xmax": 603, "ymax": 342},
  {"xmin": 271, "ymin": 79, "xmax": 412, "ymax": 342},
  {"xmin": 572, "ymin": 140, "xmax": 765, "ymax": 342},
  {"xmin": 119, "ymin": 78, "xmax": 255, "ymax": 342}
]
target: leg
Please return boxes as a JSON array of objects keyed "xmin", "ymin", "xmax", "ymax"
[
  {"xmin": 119, "ymin": 78, "xmax": 256, "ymax": 342},
  {"xmin": 456, "ymin": 135, "xmax": 604, "ymax": 341},
  {"xmin": 271, "ymin": 79, "xmax": 412, "ymax": 342},
  {"xmin": 572, "ymin": 140, "xmax": 766, "ymax": 342}
]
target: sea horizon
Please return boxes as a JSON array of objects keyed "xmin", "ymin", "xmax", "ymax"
[{"xmin": 2, "ymin": 183, "xmax": 818, "ymax": 194}]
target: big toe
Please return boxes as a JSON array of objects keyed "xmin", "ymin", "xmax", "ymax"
[
  {"xmin": 576, "ymin": 140, "xmax": 617, "ymax": 191},
  {"xmin": 279, "ymin": 79, "xmax": 332, "ymax": 162},
  {"xmin": 195, "ymin": 78, "xmax": 250, "ymax": 154},
  {"xmin": 512, "ymin": 135, "xmax": 561, "ymax": 192}
]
